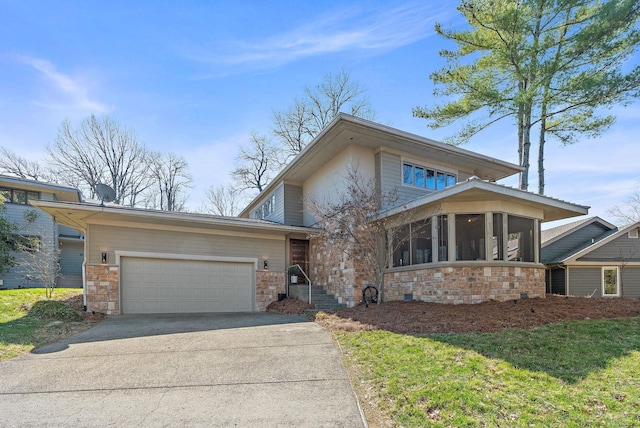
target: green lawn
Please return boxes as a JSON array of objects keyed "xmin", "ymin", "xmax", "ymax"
[
  {"xmin": 336, "ymin": 318, "xmax": 640, "ymax": 427},
  {"xmin": 0, "ymin": 288, "xmax": 91, "ymax": 361}
]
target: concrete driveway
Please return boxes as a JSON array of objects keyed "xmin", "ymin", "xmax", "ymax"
[{"xmin": 0, "ymin": 313, "xmax": 366, "ymax": 427}]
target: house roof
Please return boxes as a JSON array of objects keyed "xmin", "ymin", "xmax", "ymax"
[
  {"xmin": 541, "ymin": 216, "xmax": 616, "ymax": 247},
  {"xmin": 31, "ymin": 200, "xmax": 315, "ymax": 236},
  {"xmin": 378, "ymin": 178, "xmax": 589, "ymax": 223},
  {"xmin": 0, "ymin": 175, "xmax": 82, "ymax": 202},
  {"xmin": 239, "ymin": 114, "xmax": 523, "ymax": 217},
  {"xmin": 551, "ymin": 221, "xmax": 640, "ymax": 265}
]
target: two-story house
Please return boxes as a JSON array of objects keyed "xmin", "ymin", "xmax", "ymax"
[
  {"xmin": 0, "ymin": 176, "xmax": 83, "ymax": 289},
  {"xmin": 240, "ymin": 114, "xmax": 589, "ymax": 306},
  {"xmin": 33, "ymin": 114, "xmax": 588, "ymax": 314}
]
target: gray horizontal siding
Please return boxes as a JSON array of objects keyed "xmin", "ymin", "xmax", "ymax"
[
  {"xmin": 266, "ymin": 184, "xmax": 284, "ymax": 224},
  {"xmin": 378, "ymin": 151, "xmax": 434, "ymax": 208},
  {"xmin": 283, "ymin": 184, "xmax": 303, "ymax": 226},
  {"xmin": 567, "ymin": 267, "xmax": 602, "ymax": 297},
  {"xmin": 542, "ymin": 223, "xmax": 612, "ymax": 263},
  {"xmin": 60, "ymin": 240, "xmax": 83, "ymax": 275},
  {"xmin": 579, "ymin": 234, "xmax": 640, "ymax": 262},
  {"xmin": 87, "ymin": 224, "xmax": 287, "ymax": 272},
  {"xmin": 567, "ymin": 266, "xmax": 640, "ymax": 298},
  {"xmin": 622, "ymin": 267, "xmax": 640, "ymax": 298},
  {"xmin": 1, "ymin": 204, "xmax": 56, "ymax": 288}
]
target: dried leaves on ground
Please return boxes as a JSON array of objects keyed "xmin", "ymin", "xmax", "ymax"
[{"xmin": 311, "ymin": 295, "xmax": 640, "ymax": 334}]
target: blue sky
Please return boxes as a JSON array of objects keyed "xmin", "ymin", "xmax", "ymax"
[{"xmin": 0, "ymin": 1, "xmax": 638, "ymax": 225}]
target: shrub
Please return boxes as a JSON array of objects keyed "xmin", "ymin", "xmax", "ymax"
[{"xmin": 27, "ymin": 300, "xmax": 81, "ymax": 321}]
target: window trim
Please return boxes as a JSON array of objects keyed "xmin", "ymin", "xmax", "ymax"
[{"xmin": 602, "ymin": 266, "xmax": 620, "ymax": 297}]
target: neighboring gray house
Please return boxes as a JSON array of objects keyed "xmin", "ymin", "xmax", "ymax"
[
  {"xmin": 542, "ymin": 216, "xmax": 640, "ymax": 297},
  {"xmin": 0, "ymin": 176, "xmax": 83, "ymax": 289},
  {"xmin": 34, "ymin": 114, "xmax": 588, "ymax": 315}
]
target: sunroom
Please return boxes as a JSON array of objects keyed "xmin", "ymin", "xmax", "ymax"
[{"xmin": 380, "ymin": 179, "xmax": 588, "ymax": 304}]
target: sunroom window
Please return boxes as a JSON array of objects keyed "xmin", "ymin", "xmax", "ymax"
[
  {"xmin": 391, "ymin": 219, "xmax": 433, "ymax": 267},
  {"xmin": 413, "ymin": 218, "xmax": 432, "ymax": 264},
  {"xmin": 507, "ymin": 216, "xmax": 535, "ymax": 262},
  {"xmin": 437, "ymin": 215, "xmax": 448, "ymax": 262},
  {"xmin": 392, "ymin": 224, "xmax": 411, "ymax": 267},
  {"xmin": 455, "ymin": 214, "xmax": 485, "ymax": 261},
  {"xmin": 492, "ymin": 213, "xmax": 504, "ymax": 260},
  {"xmin": 388, "ymin": 212, "xmax": 538, "ymax": 269}
]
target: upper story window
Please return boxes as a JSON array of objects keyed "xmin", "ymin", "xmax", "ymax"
[
  {"xmin": 0, "ymin": 187, "xmax": 40, "ymax": 205},
  {"xmin": 402, "ymin": 163, "xmax": 456, "ymax": 190},
  {"xmin": 255, "ymin": 193, "xmax": 276, "ymax": 220}
]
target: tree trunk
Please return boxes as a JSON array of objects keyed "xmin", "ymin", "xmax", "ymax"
[{"xmin": 538, "ymin": 115, "xmax": 547, "ymax": 195}]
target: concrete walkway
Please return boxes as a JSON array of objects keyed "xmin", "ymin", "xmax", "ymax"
[{"xmin": 0, "ymin": 313, "xmax": 366, "ymax": 427}]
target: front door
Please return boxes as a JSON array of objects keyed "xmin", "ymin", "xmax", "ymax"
[{"xmin": 290, "ymin": 239, "xmax": 309, "ymax": 283}]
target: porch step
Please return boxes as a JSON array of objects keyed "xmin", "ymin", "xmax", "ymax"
[{"xmin": 288, "ymin": 284, "xmax": 346, "ymax": 311}]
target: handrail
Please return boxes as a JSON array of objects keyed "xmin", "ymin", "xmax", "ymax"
[{"xmin": 287, "ymin": 264, "xmax": 312, "ymax": 304}]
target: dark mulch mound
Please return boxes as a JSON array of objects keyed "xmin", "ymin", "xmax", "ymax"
[
  {"xmin": 267, "ymin": 297, "xmax": 315, "ymax": 315},
  {"xmin": 316, "ymin": 295, "xmax": 640, "ymax": 334}
]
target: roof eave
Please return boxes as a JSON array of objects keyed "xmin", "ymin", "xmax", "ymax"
[
  {"xmin": 31, "ymin": 200, "xmax": 315, "ymax": 235},
  {"xmin": 239, "ymin": 114, "xmax": 523, "ymax": 218},
  {"xmin": 379, "ymin": 180, "xmax": 589, "ymax": 222}
]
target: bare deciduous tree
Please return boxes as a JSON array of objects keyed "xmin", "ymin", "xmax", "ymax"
[
  {"xmin": 0, "ymin": 147, "xmax": 50, "ymax": 181},
  {"xmin": 609, "ymin": 192, "xmax": 640, "ymax": 225},
  {"xmin": 204, "ymin": 185, "xmax": 242, "ymax": 216},
  {"xmin": 16, "ymin": 210, "xmax": 60, "ymax": 298},
  {"xmin": 231, "ymin": 132, "xmax": 279, "ymax": 193},
  {"xmin": 147, "ymin": 152, "xmax": 192, "ymax": 211},
  {"xmin": 272, "ymin": 70, "xmax": 375, "ymax": 160},
  {"xmin": 47, "ymin": 115, "xmax": 152, "ymax": 206},
  {"xmin": 307, "ymin": 165, "xmax": 413, "ymax": 303}
]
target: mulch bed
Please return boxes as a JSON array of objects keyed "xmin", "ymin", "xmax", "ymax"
[
  {"xmin": 60, "ymin": 293, "xmax": 107, "ymax": 321},
  {"xmin": 266, "ymin": 297, "xmax": 315, "ymax": 315},
  {"xmin": 270, "ymin": 295, "xmax": 640, "ymax": 334}
]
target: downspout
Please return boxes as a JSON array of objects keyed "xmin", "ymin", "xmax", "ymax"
[
  {"xmin": 82, "ymin": 229, "xmax": 88, "ymax": 311},
  {"xmin": 558, "ymin": 263, "xmax": 567, "ymax": 295}
]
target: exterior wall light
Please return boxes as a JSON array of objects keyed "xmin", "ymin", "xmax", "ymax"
[
  {"xmin": 101, "ymin": 252, "xmax": 108, "ymax": 264},
  {"xmin": 263, "ymin": 260, "xmax": 268, "ymax": 270}
]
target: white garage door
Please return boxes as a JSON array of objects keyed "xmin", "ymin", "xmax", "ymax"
[{"xmin": 121, "ymin": 257, "xmax": 255, "ymax": 314}]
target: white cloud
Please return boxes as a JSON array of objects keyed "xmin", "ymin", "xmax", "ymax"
[
  {"xmin": 17, "ymin": 55, "xmax": 112, "ymax": 114},
  {"xmin": 195, "ymin": 3, "xmax": 450, "ymax": 69}
]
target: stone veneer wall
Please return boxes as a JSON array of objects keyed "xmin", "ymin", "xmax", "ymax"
[
  {"xmin": 384, "ymin": 265, "xmax": 546, "ymax": 304},
  {"xmin": 256, "ymin": 271, "xmax": 286, "ymax": 311},
  {"xmin": 85, "ymin": 265, "xmax": 284, "ymax": 314},
  {"xmin": 85, "ymin": 264, "xmax": 120, "ymax": 315},
  {"xmin": 309, "ymin": 236, "xmax": 374, "ymax": 307}
]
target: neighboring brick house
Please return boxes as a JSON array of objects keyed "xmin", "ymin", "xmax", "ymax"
[
  {"xmin": 542, "ymin": 216, "xmax": 640, "ymax": 297},
  {"xmin": 0, "ymin": 176, "xmax": 83, "ymax": 289},
  {"xmin": 34, "ymin": 114, "xmax": 588, "ymax": 314}
]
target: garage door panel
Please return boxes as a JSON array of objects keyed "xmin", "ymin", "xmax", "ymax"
[{"xmin": 122, "ymin": 258, "xmax": 254, "ymax": 314}]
